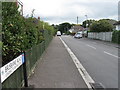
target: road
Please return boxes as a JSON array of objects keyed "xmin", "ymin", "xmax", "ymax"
[{"xmin": 61, "ymin": 35, "xmax": 118, "ymax": 88}]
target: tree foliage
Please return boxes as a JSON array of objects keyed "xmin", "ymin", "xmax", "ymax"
[
  {"xmin": 2, "ymin": 2, "xmax": 26, "ymax": 64},
  {"xmin": 90, "ymin": 20, "xmax": 113, "ymax": 32},
  {"xmin": 2, "ymin": 2, "xmax": 56, "ymax": 65},
  {"xmin": 0, "ymin": 1, "xmax": 2, "ymax": 23},
  {"xmin": 82, "ymin": 19, "xmax": 95, "ymax": 28},
  {"xmin": 99, "ymin": 19, "xmax": 117, "ymax": 29},
  {"xmin": 58, "ymin": 22, "xmax": 72, "ymax": 34}
]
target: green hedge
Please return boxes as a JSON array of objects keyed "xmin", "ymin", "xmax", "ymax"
[
  {"xmin": 112, "ymin": 30, "xmax": 120, "ymax": 44},
  {"xmin": 2, "ymin": 2, "xmax": 56, "ymax": 65}
]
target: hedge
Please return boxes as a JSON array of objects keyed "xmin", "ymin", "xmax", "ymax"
[
  {"xmin": 112, "ymin": 30, "xmax": 120, "ymax": 44},
  {"xmin": 2, "ymin": 2, "xmax": 56, "ymax": 65}
]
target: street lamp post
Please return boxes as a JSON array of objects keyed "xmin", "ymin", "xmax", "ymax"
[{"xmin": 85, "ymin": 15, "xmax": 88, "ymax": 28}]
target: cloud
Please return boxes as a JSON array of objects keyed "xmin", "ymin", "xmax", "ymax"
[{"xmin": 21, "ymin": 0, "xmax": 119, "ymax": 24}]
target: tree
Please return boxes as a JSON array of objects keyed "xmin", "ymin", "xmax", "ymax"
[
  {"xmin": 99, "ymin": 19, "xmax": 117, "ymax": 29},
  {"xmin": 82, "ymin": 19, "xmax": 95, "ymax": 28},
  {"xmin": 2, "ymin": 2, "xmax": 56, "ymax": 65},
  {"xmin": 58, "ymin": 22, "xmax": 72, "ymax": 34},
  {"xmin": 0, "ymin": 1, "xmax": 1, "ymax": 23},
  {"xmin": 2, "ymin": 2, "xmax": 27, "ymax": 64},
  {"xmin": 90, "ymin": 20, "xmax": 113, "ymax": 32}
]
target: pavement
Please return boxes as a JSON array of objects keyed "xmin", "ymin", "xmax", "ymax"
[{"xmin": 28, "ymin": 36, "xmax": 88, "ymax": 88}]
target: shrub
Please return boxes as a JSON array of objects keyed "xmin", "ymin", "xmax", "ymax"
[
  {"xmin": 2, "ymin": 2, "xmax": 56, "ymax": 65},
  {"xmin": 2, "ymin": 2, "xmax": 26, "ymax": 64},
  {"xmin": 112, "ymin": 30, "xmax": 120, "ymax": 44}
]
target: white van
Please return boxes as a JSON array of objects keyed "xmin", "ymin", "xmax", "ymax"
[{"xmin": 57, "ymin": 31, "xmax": 61, "ymax": 36}]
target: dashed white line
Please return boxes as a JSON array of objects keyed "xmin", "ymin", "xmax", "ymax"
[
  {"xmin": 59, "ymin": 37, "xmax": 95, "ymax": 89},
  {"xmin": 86, "ymin": 44, "xmax": 96, "ymax": 50},
  {"xmin": 104, "ymin": 51, "xmax": 119, "ymax": 58}
]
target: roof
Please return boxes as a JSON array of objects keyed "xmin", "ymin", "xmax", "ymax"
[
  {"xmin": 113, "ymin": 21, "xmax": 120, "ymax": 25},
  {"xmin": 71, "ymin": 25, "xmax": 84, "ymax": 31},
  {"xmin": 70, "ymin": 25, "xmax": 85, "ymax": 33}
]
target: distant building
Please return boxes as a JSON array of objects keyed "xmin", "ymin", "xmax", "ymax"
[
  {"xmin": 113, "ymin": 21, "xmax": 120, "ymax": 30},
  {"xmin": 69, "ymin": 25, "xmax": 85, "ymax": 34}
]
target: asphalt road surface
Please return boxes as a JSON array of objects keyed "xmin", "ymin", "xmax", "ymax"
[{"xmin": 61, "ymin": 35, "xmax": 118, "ymax": 88}]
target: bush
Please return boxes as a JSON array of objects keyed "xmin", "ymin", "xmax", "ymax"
[
  {"xmin": 2, "ymin": 2, "xmax": 26, "ymax": 64},
  {"xmin": 112, "ymin": 30, "xmax": 120, "ymax": 44},
  {"xmin": 2, "ymin": 2, "xmax": 56, "ymax": 65},
  {"xmin": 66, "ymin": 30, "xmax": 70, "ymax": 35}
]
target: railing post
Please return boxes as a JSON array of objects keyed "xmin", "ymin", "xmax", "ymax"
[{"xmin": 23, "ymin": 51, "xmax": 28, "ymax": 87}]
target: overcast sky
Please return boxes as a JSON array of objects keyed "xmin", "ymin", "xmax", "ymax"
[{"xmin": 20, "ymin": 0, "xmax": 119, "ymax": 25}]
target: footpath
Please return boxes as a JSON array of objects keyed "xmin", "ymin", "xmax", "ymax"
[{"xmin": 28, "ymin": 36, "xmax": 88, "ymax": 88}]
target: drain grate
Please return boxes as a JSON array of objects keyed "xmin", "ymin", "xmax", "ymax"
[{"xmin": 90, "ymin": 83, "xmax": 105, "ymax": 90}]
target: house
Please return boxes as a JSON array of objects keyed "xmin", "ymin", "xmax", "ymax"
[
  {"xmin": 113, "ymin": 21, "xmax": 120, "ymax": 30},
  {"xmin": 69, "ymin": 25, "xmax": 85, "ymax": 34},
  {"xmin": 16, "ymin": 0, "xmax": 23, "ymax": 15}
]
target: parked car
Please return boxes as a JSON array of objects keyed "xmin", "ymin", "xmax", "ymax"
[
  {"xmin": 74, "ymin": 32, "xmax": 82, "ymax": 39},
  {"xmin": 57, "ymin": 31, "xmax": 61, "ymax": 36}
]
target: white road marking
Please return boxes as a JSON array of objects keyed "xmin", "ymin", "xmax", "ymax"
[
  {"xmin": 86, "ymin": 44, "xmax": 96, "ymax": 50},
  {"xmin": 104, "ymin": 51, "xmax": 119, "ymax": 58},
  {"xmin": 59, "ymin": 37, "xmax": 95, "ymax": 89}
]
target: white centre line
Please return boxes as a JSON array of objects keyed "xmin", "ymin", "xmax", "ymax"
[
  {"xmin": 86, "ymin": 44, "xmax": 96, "ymax": 50},
  {"xmin": 59, "ymin": 37, "xmax": 95, "ymax": 89},
  {"xmin": 104, "ymin": 51, "xmax": 119, "ymax": 58}
]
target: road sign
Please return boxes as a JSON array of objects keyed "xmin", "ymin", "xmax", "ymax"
[{"xmin": 0, "ymin": 54, "xmax": 24, "ymax": 83}]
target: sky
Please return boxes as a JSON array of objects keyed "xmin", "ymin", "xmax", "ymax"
[{"xmin": 20, "ymin": 0, "xmax": 119, "ymax": 25}]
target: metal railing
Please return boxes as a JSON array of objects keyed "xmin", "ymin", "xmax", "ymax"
[{"xmin": 2, "ymin": 30, "xmax": 53, "ymax": 88}]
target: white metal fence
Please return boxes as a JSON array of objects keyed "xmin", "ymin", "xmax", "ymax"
[{"xmin": 88, "ymin": 32, "xmax": 112, "ymax": 41}]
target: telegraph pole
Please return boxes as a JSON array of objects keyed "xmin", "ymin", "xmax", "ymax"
[
  {"xmin": 85, "ymin": 15, "xmax": 88, "ymax": 27},
  {"xmin": 77, "ymin": 16, "xmax": 78, "ymax": 24},
  {"xmin": 85, "ymin": 15, "xmax": 88, "ymax": 38}
]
